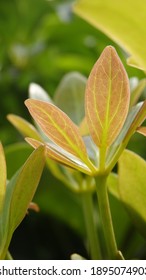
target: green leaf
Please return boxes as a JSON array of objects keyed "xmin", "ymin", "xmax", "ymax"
[
  {"xmin": 137, "ymin": 127, "xmax": 146, "ymax": 136},
  {"xmin": 7, "ymin": 114, "xmax": 42, "ymax": 141},
  {"xmin": 29, "ymin": 83, "xmax": 53, "ymax": 103},
  {"xmin": 8, "ymin": 145, "xmax": 46, "ymax": 232},
  {"xmin": 74, "ymin": 0, "xmax": 146, "ymax": 71},
  {"xmin": 0, "ymin": 146, "xmax": 46, "ymax": 259},
  {"xmin": 85, "ymin": 46, "xmax": 130, "ymax": 148},
  {"xmin": 25, "ymin": 99, "xmax": 96, "ymax": 173},
  {"xmin": 118, "ymin": 149, "xmax": 146, "ymax": 238},
  {"xmin": 54, "ymin": 72, "xmax": 87, "ymax": 125},
  {"xmin": 0, "ymin": 143, "xmax": 6, "ymax": 213}
]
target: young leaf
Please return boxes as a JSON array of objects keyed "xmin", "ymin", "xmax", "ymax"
[
  {"xmin": 118, "ymin": 149, "xmax": 146, "ymax": 238},
  {"xmin": 7, "ymin": 114, "xmax": 42, "ymax": 141},
  {"xmin": 136, "ymin": 126, "xmax": 146, "ymax": 136},
  {"xmin": 54, "ymin": 72, "xmax": 87, "ymax": 125},
  {"xmin": 25, "ymin": 99, "xmax": 96, "ymax": 172},
  {"xmin": 26, "ymin": 137, "xmax": 92, "ymax": 175},
  {"xmin": 74, "ymin": 0, "xmax": 146, "ymax": 71},
  {"xmin": 85, "ymin": 46, "xmax": 130, "ymax": 148},
  {"xmin": 0, "ymin": 143, "xmax": 6, "ymax": 213}
]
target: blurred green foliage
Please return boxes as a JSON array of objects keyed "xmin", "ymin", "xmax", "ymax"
[
  {"xmin": 1, "ymin": 0, "xmax": 145, "ymax": 145},
  {"xmin": 1, "ymin": 0, "xmax": 146, "ymax": 259}
]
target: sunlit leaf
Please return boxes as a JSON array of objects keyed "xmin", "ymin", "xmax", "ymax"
[
  {"xmin": 74, "ymin": 0, "xmax": 146, "ymax": 71},
  {"xmin": 29, "ymin": 83, "xmax": 53, "ymax": 103},
  {"xmin": 26, "ymin": 137, "xmax": 92, "ymax": 176},
  {"xmin": 0, "ymin": 143, "xmax": 6, "ymax": 213},
  {"xmin": 54, "ymin": 72, "xmax": 87, "ymax": 125},
  {"xmin": 25, "ymin": 99, "xmax": 96, "ymax": 173},
  {"xmin": 85, "ymin": 46, "xmax": 130, "ymax": 148},
  {"xmin": 118, "ymin": 149, "xmax": 146, "ymax": 238},
  {"xmin": 137, "ymin": 126, "xmax": 146, "ymax": 136},
  {"xmin": 7, "ymin": 114, "xmax": 42, "ymax": 141},
  {"xmin": 130, "ymin": 79, "xmax": 146, "ymax": 107}
]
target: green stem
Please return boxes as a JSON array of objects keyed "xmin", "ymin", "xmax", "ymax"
[
  {"xmin": 81, "ymin": 191, "xmax": 102, "ymax": 260},
  {"xmin": 99, "ymin": 146, "xmax": 107, "ymax": 171},
  {"xmin": 95, "ymin": 175, "xmax": 120, "ymax": 259}
]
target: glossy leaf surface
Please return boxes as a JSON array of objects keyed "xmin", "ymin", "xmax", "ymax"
[
  {"xmin": 26, "ymin": 137, "xmax": 92, "ymax": 175},
  {"xmin": 85, "ymin": 46, "xmax": 130, "ymax": 148},
  {"xmin": 118, "ymin": 149, "xmax": 146, "ymax": 238},
  {"xmin": 74, "ymin": 0, "xmax": 146, "ymax": 71}
]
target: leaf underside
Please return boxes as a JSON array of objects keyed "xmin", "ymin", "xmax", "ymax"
[{"xmin": 25, "ymin": 137, "xmax": 91, "ymax": 175}]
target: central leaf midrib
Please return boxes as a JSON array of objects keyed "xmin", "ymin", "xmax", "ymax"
[{"xmin": 101, "ymin": 54, "xmax": 112, "ymax": 148}]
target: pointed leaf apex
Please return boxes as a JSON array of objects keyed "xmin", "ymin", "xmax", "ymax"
[{"xmin": 85, "ymin": 45, "xmax": 130, "ymax": 148}]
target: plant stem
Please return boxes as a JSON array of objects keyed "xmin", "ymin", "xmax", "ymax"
[
  {"xmin": 95, "ymin": 175, "xmax": 119, "ymax": 259},
  {"xmin": 81, "ymin": 191, "xmax": 102, "ymax": 260}
]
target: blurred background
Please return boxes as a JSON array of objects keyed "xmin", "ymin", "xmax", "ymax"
[{"xmin": 1, "ymin": 0, "xmax": 146, "ymax": 259}]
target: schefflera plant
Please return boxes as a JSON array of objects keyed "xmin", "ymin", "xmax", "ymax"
[
  {"xmin": 0, "ymin": 143, "xmax": 45, "ymax": 259},
  {"xmin": 24, "ymin": 46, "xmax": 146, "ymax": 260}
]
